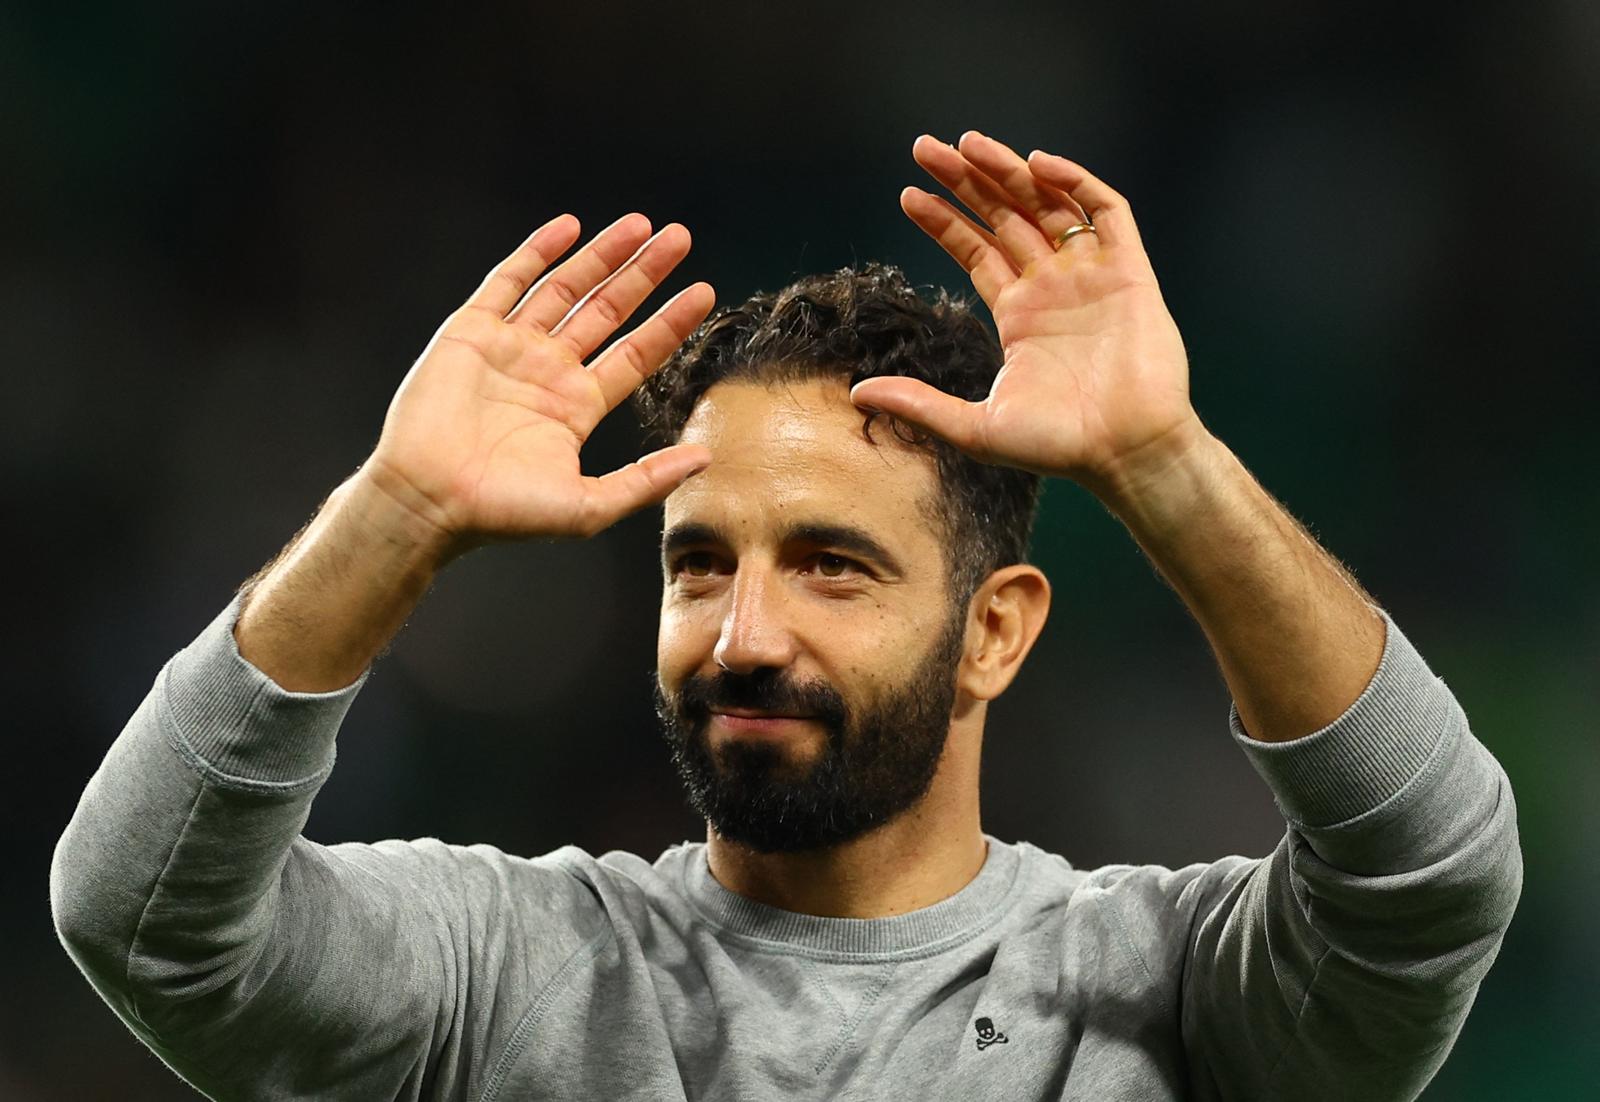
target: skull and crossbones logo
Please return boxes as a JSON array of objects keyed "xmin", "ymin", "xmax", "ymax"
[{"xmin": 973, "ymin": 1016, "xmax": 1009, "ymax": 1050}]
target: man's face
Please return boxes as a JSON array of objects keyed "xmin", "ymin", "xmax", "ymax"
[{"xmin": 652, "ymin": 377, "xmax": 969, "ymax": 854}]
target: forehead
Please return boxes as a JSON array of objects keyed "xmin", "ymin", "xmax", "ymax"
[{"xmin": 664, "ymin": 378, "xmax": 941, "ymax": 549}]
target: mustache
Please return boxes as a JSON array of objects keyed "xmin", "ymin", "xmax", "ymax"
[{"xmin": 673, "ymin": 669, "xmax": 848, "ymax": 726}]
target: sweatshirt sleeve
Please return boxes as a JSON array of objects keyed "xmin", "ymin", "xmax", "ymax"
[
  {"xmin": 49, "ymin": 596, "xmax": 609, "ymax": 1101},
  {"xmin": 1174, "ymin": 611, "xmax": 1524, "ymax": 1100}
]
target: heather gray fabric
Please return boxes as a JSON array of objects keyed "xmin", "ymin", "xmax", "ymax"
[{"xmin": 51, "ymin": 595, "xmax": 1522, "ymax": 1100}]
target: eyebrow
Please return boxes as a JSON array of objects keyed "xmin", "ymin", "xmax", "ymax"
[{"xmin": 661, "ymin": 520, "xmax": 906, "ymax": 577}]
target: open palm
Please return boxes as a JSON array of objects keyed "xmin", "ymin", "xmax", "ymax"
[
  {"xmin": 364, "ymin": 213, "xmax": 716, "ymax": 549},
  {"xmin": 850, "ymin": 132, "xmax": 1198, "ymax": 487}
]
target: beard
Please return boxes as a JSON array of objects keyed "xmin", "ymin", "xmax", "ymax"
[{"xmin": 651, "ymin": 605, "xmax": 968, "ymax": 855}]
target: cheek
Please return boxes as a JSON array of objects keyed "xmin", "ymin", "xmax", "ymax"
[
  {"xmin": 656, "ymin": 605, "xmax": 711, "ymax": 681},
  {"xmin": 821, "ymin": 611, "xmax": 922, "ymax": 691}
]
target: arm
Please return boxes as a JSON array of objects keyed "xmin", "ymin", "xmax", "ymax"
[
  {"xmin": 1089, "ymin": 423, "xmax": 1385, "ymax": 743},
  {"xmin": 855, "ymin": 132, "xmax": 1383, "ymax": 743},
  {"xmin": 1174, "ymin": 613, "xmax": 1522, "ymax": 1099},
  {"xmin": 235, "ymin": 212, "xmax": 717, "ymax": 693},
  {"xmin": 51, "ymin": 212, "xmax": 717, "ymax": 1098},
  {"xmin": 855, "ymin": 130, "xmax": 1522, "ymax": 1095}
]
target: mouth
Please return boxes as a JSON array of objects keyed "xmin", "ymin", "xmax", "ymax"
[
  {"xmin": 711, "ymin": 707, "xmax": 812, "ymax": 719},
  {"xmin": 709, "ymin": 709, "xmax": 816, "ymax": 734}
]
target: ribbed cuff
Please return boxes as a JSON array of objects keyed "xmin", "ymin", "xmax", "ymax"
[
  {"xmin": 161, "ymin": 593, "xmax": 370, "ymax": 789},
  {"xmin": 1229, "ymin": 610, "xmax": 1451, "ymax": 830}
]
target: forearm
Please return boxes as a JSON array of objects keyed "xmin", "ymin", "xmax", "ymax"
[
  {"xmin": 50, "ymin": 599, "xmax": 459, "ymax": 1096},
  {"xmin": 235, "ymin": 468, "xmax": 458, "ymax": 692},
  {"xmin": 1091, "ymin": 421, "xmax": 1385, "ymax": 743},
  {"xmin": 53, "ymin": 469, "xmax": 453, "ymax": 983},
  {"xmin": 50, "ymin": 591, "xmax": 367, "ymax": 1011}
]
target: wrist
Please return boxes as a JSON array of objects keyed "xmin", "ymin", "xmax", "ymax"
[
  {"xmin": 342, "ymin": 465, "xmax": 468, "ymax": 571},
  {"xmin": 1082, "ymin": 415, "xmax": 1226, "ymax": 526},
  {"xmin": 233, "ymin": 473, "xmax": 451, "ymax": 693}
]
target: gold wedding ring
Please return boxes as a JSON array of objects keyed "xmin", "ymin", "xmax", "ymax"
[{"xmin": 1053, "ymin": 222, "xmax": 1097, "ymax": 248}]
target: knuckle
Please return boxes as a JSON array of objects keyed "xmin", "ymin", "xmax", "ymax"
[
  {"xmin": 525, "ymin": 239, "xmax": 559, "ymax": 266},
  {"xmin": 578, "ymin": 499, "xmax": 608, "ymax": 539},
  {"xmin": 546, "ymin": 278, "xmax": 580, "ymax": 309},
  {"xmin": 556, "ymin": 332, "xmax": 587, "ymax": 361},
  {"xmin": 618, "ymin": 338, "xmax": 649, "ymax": 378},
  {"xmin": 590, "ymin": 293, "xmax": 625, "ymax": 327}
]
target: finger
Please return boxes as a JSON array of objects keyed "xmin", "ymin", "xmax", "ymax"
[
  {"xmin": 587, "ymin": 280, "xmax": 715, "ymax": 416},
  {"xmin": 848, "ymin": 376, "xmax": 987, "ymax": 458},
  {"xmin": 900, "ymin": 186, "xmax": 1015, "ymax": 306},
  {"xmin": 912, "ymin": 134, "xmax": 1054, "ymax": 268},
  {"xmin": 1024, "ymin": 151, "xmax": 1138, "ymax": 249},
  {"xmin": 550, "ymin": 223, "xmax": 693, "ymax": 361},
  {"xmin": 465, "ymin": 214, "xmax": 582, "ymax": 315},
  {"xmin": 507, "ymin": 213, "xmax": 654, "ymax": 332},
  {"xmin": 577, "ymin": 443, "xmax": 713, "ymax": 537},
  {"xmin": 956, "ymin": 130, "xmax": 1092, "ymax": 242}
]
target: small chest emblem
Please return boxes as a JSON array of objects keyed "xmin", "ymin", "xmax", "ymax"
[{"xmin": 973, "ymin": 1016, "xmax": 1010, "ymax": 1051}]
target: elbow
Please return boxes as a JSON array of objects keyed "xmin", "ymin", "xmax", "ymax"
[
  {"xmin": 1321, "ymin": 766, "xmax": 1525, "ymax": 999},
  {"xmin": 49, "ymin": 811, "xmax": 137, "ymax": 986},
  {"xmin": 1417, "ymin": 775, "xmax": 1525, "ymax": 999},
  {"xmin": 50, "ymin": 815, "xmax": 94, "ymax": 949},
  {"xmin": 1478, "ymin": 769, "xmax": 1525, "ymax": 936},
  {"xmin": 1444, "ymin": 771, "xmax": 1525, "ymax": 983},
  {"xmin": 1423, "ymin": 753, "xmax": 1525, "ymax": 957}
]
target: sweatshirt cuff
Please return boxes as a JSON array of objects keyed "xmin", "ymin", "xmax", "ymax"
[
  {"xmin": 161, "ymin": 593, "xmax": 370, "ymax": 788},
  {"xmin": 1229, "ymin": 610, "xmax": 1452, "ymax": 830}
]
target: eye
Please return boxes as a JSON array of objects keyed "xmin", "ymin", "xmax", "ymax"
[
  {"xmin": 809, "ymin": 553, "xmax": 862, "ymax": 580},
  {"xmin": 672, "ymin": 551, "xmax": 718, "ymax": 578}
]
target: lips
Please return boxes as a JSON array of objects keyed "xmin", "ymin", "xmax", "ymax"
[
  {"xmin": 711, "ymin": 708, "xmax": 812, "ymax": 720},
  {"xmin": 709, "ymin": 709, "xmax": 817, "ymax": 735}
]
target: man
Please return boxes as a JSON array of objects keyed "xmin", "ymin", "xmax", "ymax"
[{"xmin": 52, "ymin": 131, "xmax": 1520, "ymax": 1100}]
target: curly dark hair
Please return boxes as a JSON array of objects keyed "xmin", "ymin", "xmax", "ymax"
[{"xmin": 633, "ymin": 262, "xmax": 1043, "ymax": 614}]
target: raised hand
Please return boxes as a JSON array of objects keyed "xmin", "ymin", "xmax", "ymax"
[
  {"xmin": 850, "ymin": 131, "xmax": 1203, "ymax": 492},
  {"xmin": 362, "ymin": 213, "xmax": 716, "ymax": 551}
]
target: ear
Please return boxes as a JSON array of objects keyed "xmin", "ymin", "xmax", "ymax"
[{"xmin": 956, "ymin": 565, "xmax": 1052, "ymax": 702}]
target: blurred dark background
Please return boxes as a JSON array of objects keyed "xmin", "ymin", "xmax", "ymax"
[{"xmin": 4, "ymin": 1, "xmax": 1596, "ymax": 1097}]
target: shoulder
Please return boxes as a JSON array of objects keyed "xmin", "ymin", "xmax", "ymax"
[
  {"xmin": 1007, "ymin": 840, "xmax": 1258, "ymax": 915},
  {"xmin": 1008, "ymin": 844, "xmax": 1266, "ymax": 1015},
  {"xmin": 1080, "ymin": 854, "xmax": 1260, "ymax": 907},
  {"xmin": 319, "ymin": 836, "xmax": 646, "ymax": 942},
  {"xmin": 1010, "ymin": 841, "xmax": 1264, "ymax": 959}
]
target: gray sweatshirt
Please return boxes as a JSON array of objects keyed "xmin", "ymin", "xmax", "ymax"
[{"xmin": 51, "ymin": 595, "xmax": 1522, "ymax": 1100}]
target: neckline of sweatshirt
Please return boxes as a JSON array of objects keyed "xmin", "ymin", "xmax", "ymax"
[{"xmin": 640, "ymin": 833, "xmax": 1029, "ymax": 959}]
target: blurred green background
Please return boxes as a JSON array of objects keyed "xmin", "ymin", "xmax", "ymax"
[{"xmin": 4, "ymin": 1, "xmax": 1595, "ymax": 1097}]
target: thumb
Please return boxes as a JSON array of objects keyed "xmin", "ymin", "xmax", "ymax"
[
  {"xmin": 849, "ymin": 378, "xmax": 981, "ymax": 453},
  {"xmin": 577, "ymin": 443, "xmax": 712, "ymax": 536}
]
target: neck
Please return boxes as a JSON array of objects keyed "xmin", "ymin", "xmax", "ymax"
[{"xmin": 704, "ymin": 728, "xmax": 986, "ymax": 918}]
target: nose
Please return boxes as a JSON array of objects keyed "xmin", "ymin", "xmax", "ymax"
[{"xmin": 713, "ymin": 564, "xmax": 799, "ymax": 674}]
